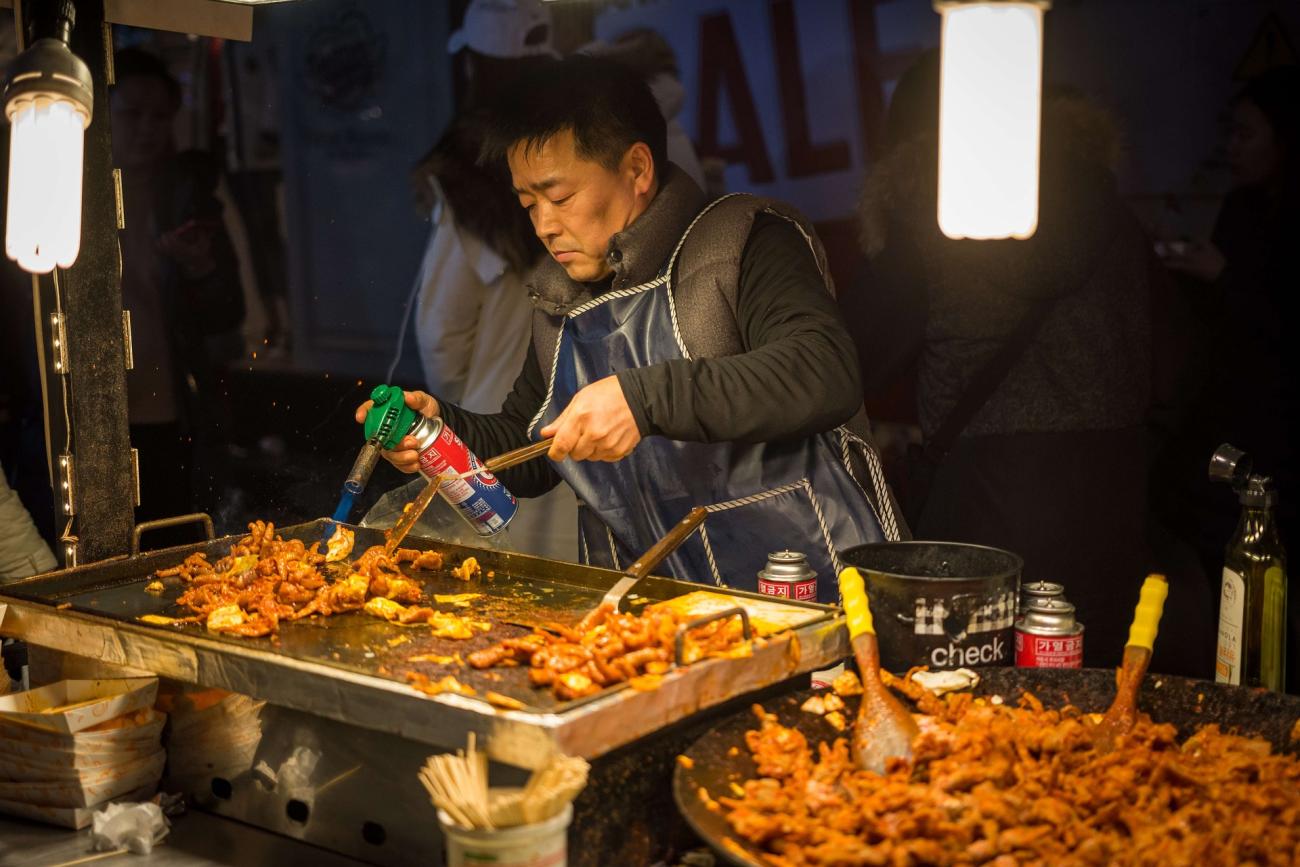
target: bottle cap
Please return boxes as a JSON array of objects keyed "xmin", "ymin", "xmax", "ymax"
[
  {"xmin": 1209, "ymin": 443, "xmax": 1252, "ymax": 487},
  {"xmin": 759, "ymin": 550, "xmax": 816, "ymax": 583},
  {"xmin": 363, "ymin": 384, "xmax": 419, "ymax": 450},
  {"xmin": 1240, "ymin": 475, "xmax": 1278, "ymax": 508}
]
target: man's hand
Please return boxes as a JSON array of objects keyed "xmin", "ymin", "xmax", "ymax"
[
  {"xmin": 158, "ymin": 221, "xmax": 216, "ymax": 280},
  {"xmin": 353, "ymin": 390, "xmax": 440, "ymax": 474},
  {"xmin": 1165, "ymin": 241, "xmax": 1226, "ymax": 283},
  {"xmin": 540, "ymin": 375, "xmax": 641, "ymax": 462}
]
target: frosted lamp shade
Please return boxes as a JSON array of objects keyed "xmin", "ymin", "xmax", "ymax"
[
  {"xmin": 936, "ymin": 3, "xmax": 1045, "ymax": 240},
  {"xmin": 5, "ymin": 97, "xmax": 86, "ymax": 273}
]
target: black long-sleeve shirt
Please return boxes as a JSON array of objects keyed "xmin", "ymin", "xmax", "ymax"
[{"xmin": 438, "ymin": 214, "xmax": 862, "ymax": 497}]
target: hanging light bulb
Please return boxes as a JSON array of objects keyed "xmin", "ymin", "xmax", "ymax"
[
  {"xmin": 934, "ymin": 0, "xmax": 1049, "ymax": 241},
  {"xmin": 3, "ymin": 0, "xmax": 93, "ymax": 274}
]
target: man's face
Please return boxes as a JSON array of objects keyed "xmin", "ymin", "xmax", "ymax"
[
  {"xmin": 508, "ymin": 130, "xmax": 654, "ymax": 282},
  {"xmin": 1226, "ymin": 99, "xmax": 1281, "ymax": 189},
  {"xmin": 110, "ymin": 76, "xmax": 178, "ymax": 169}
]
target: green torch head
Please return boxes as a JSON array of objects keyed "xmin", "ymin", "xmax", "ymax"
[{"xmin": 363, "ymin": 384, "xmax": 419, "ymax": 450}]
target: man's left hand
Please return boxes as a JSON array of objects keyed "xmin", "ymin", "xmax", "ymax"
[
  {"xmin": 541, "ymin": 375, "xmax": 641, "ymax": 462},
  {"xmin": 1165, "ymin": 241, "xmax": 1226, "ymax": 283},
  {"xmin": 158, "ymin": 221, "xmax": 216, "ymax": 280}
]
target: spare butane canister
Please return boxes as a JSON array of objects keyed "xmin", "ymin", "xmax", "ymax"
[
  {"xmin": 757, "ymin": 551, "xmax": 818, "ymax": 602},
  {"xmin": 1019, "ymin": 580, "xmax": 1064, "ymax": 610},
  {"xmin": 1015, "ymin": 595, "xmax": 1084, "ymax": 669}
]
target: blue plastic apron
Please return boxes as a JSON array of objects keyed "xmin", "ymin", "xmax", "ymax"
[{"xmin": 527, "ymin": 207, "xmax": 888, "ymax": 602}]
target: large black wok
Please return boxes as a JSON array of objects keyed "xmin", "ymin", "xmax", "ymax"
[{"xmin": 673, "ymin": 668, "xmax": 1300, "ymax": 867}]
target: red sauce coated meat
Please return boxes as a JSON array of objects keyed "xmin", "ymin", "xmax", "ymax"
[{"xmin": 723, "ymin": 684, "xmax": 1300, "ymax": 866}]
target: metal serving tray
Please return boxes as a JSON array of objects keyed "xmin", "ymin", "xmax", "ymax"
[{"xmin": 0, "ymin": 520, "xmax": 847, "ymax": 768}]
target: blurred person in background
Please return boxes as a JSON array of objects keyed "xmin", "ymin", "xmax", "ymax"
[
  {"xmin": 849, "ymin": 53, "xmax": 1211, "ymax": 675},
  {"xmin": 112, "ymin": 48, "xmax": 244, "ymax": 545},
  {"xmin": 0, "ymin": 462, "xmax": 56, "ymax": 583},
  {"xmin": 403, "ymin": 0, "xmax": 576, "ymax": 559},
  {"xmin": 1158, "ymin": 65, "xmax": 1299, "ymax": 691}
]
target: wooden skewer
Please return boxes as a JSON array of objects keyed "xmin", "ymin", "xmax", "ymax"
[
  {"xmin": 45, "ymin": 848, "xmax": 130, "ymax": 867},
  {"xmin": 316, "ymin": 763, "xmax": 361, "ymax": 795}
]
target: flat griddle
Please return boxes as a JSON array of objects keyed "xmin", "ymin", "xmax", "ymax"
[
  {"xmin": 0, "ymin": 519, "xmax": 848, "ymax": 767},
  {"xmin": 673, "ymin": 667, "xmax": 1300, "ymax": 867}
]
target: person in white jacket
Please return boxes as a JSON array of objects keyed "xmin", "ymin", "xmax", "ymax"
[
  {"xmin": 402, "ymin": 0, "xmax": 578, "ymax": 560},
  {"xmin": 0, "ymin": 462, "xmax": 56, "ymax": 583}
]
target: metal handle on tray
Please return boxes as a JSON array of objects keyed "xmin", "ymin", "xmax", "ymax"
[
  {"xmin": 132, "ymin": 512, "xmax": 215, "ymax": 555},
  {"xmin": 673, "ymin": 605, "xmax": 752, "ymax": 667}
]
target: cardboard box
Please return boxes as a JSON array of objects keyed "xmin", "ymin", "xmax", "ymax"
[{"xmin": 0, "ymin": 678, "xmax": 158, "ymax": 734}]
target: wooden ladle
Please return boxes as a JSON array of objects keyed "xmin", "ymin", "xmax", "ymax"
[
  {"xmin": 838, "ymin": 567, "xmax": 919, "ymax": 773},
  {"xmin": 1093, "ymin": 573, "xmax": 1169, "ymax": 753}
]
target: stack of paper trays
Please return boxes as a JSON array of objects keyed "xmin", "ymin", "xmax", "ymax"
[{"xmin": 0, "ymin": 678, "xmax": 165, "ymax": 828}]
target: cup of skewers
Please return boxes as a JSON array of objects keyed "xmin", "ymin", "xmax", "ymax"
[{"xmin": 419, "ymin": 733, "xmax": 588, "ymax": 867}]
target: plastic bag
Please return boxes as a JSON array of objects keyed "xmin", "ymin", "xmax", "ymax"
[
  {"xmin": 360, "ymin": 477, "xmax": 515, "ymax": 552},
  {"xmin": 90, "ymin": 801, "xmax": 169, "ymax": 854},
  {"xmin": 276, "ymin": 744, "xmax": 321, "ymax": 804}
]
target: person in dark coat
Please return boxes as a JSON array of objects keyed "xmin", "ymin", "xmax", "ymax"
[
  {"xmin": 111, "ymin": 49, "xmax": 244, "ymax": 544},
  {"xmin": 1158, "ymin": 65, "xmax": 1299, "ymax": 692},
  {"xmin": 850, "ymin": 55, "xmax": 1213, "ymax": 675}
]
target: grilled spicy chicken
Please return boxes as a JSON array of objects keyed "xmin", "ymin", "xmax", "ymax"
[
  {"xmin": 468, "ymin": 601, "xmax": 751, "ymax": 700},
  {"xmin": 721, "ymin": 685, "xmax": 1300, "ymax": 866},
  {"xmin": 153, "ymin": 521, "xmax": 463, "ymax": 637}
]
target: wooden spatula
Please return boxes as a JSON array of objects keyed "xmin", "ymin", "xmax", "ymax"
[
  {"xmin": 838, "ymin": 567, "xmax": 919, "ymax": 774},
  {"xmin": 1093, "ymin": 573, "xmax": 1169, "ymax": 753}
]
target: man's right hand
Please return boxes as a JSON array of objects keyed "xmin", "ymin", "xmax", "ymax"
[{"xmin": 354, "ymin": 389, "xmax": 440, "ymax": 474}]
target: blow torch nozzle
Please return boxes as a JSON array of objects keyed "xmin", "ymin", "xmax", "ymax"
[{"xmin": 345, "ymin": 439, "xmax": 383, "ymax": 495}]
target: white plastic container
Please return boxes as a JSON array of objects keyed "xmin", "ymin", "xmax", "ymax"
[{"xmin": 439, "ymin": 804, "xmax": 571, "ymax": 867}]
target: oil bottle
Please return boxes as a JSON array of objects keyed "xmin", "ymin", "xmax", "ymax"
[{"xmin": 1210, "ymin": 444, "xmax": 1288, "ymax": 690}]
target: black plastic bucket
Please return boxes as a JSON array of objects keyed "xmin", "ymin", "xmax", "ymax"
[{"xmin": 842, "ymin": 542, "xmax": 1022, "ymax": 673}]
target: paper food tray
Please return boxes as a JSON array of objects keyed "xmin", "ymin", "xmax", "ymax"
[
  {"xmin": 0, "ymin": 678, "xmax": 158, "ymax": 734},
  {"xmin": 0, "ymin": 783, "xmax": 157, "ymax": 830},
  {"xmin": 0, "ymin": 738, "xmax": 164, "ymax": 782},
  {"xmin": 0, "ymin": 738, "xmax": 158, "ymax": 779},
  {"xmin": 0, "ymin": 749, "xmax": 164, "ymax": 808},
  {"xmin": 0, "ymin": 707, "xmax": 165, "ymax": 747}
]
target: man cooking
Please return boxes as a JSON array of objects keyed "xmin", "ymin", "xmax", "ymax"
[{"xmin": 357, "ymin": 56, "xmax": 902, "ymax": 601}]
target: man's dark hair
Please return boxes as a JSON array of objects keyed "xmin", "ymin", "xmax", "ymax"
[
  {"xmin": 113, "ymin": 47, "xmax": 183, "ymax": 111},
  {"xmin": 480, "ymin": 55, "xmax": 667, "ymax": 174}
]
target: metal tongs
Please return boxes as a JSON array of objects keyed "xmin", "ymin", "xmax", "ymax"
[
  {"xmin": 384, "ymin": 437, "xmax": 557, "ymax": 553},
  {"xmin": 1093, "ymin": 573, "xmax": 1169, "ymax": 752},
  {"xmin": 452, "ymin": 437, "xmax": 555, "ymax": 481},
  {"xmin": 600, "ymin": 507, "xmax": 708, "ymax": 613},
  {"xmin": 569, "ymin": 507, "xmax": 709, "ymax": 632}
]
